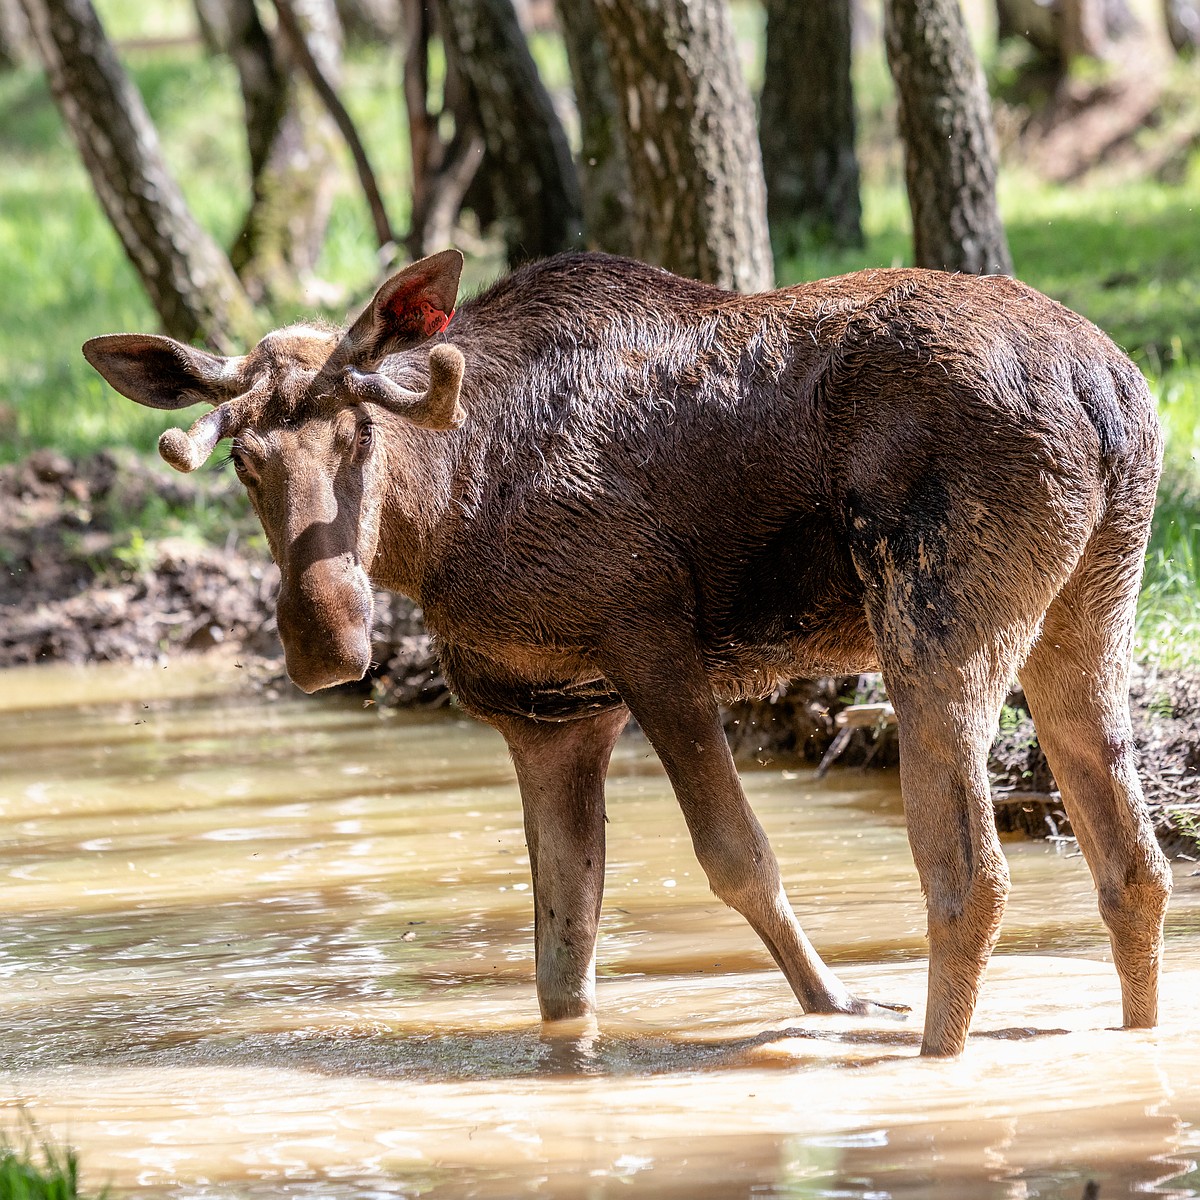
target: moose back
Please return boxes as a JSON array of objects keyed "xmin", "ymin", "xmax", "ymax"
[{"xmin": 84, "ymin": 251, "xmax": 1170, "ymax": 1056}]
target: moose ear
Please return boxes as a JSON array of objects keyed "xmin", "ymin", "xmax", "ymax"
[
  {"xmin": 82, "ymin": 333, "xmax": 245, "ymax": 410},
  {"xmin": 346, "ymin": 248, "xmax": 464, "ymax": 367}
]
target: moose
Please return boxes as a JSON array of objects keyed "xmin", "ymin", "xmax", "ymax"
[{"xmin": 83, "ymin": 249, "xmax": 1171, "ymax": 1057}]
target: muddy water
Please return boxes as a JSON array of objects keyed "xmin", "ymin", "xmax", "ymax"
[{"xmin": 1, "ymin": 662, "xmax": 1199, "ymax": 1199}]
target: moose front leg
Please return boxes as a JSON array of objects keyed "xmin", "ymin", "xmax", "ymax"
[
  {"xmin": 602, "ymin": 638, "xmax": 888, "ymax": 1018},
  {"xmin": 496, "ymin": 707, "xmax": 630, "ymax": 1022}
]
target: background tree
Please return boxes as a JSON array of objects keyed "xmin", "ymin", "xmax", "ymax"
[
  {"xmin": 885, "ymin": 0, "xmax": 1013, "ymax": 275},
  {"xmin": 1060, "ymin": 0, "xmax": 1113, "ymax": 61},
  {"xmin": 0, "ymin": 0, "xmax": 32, "ymax": 68},
  {"xmin": 557, "ymin": 0, "xmax": 633, "ymax": 255},
  {"xmin": 590, "ymin": 0, "xmax": 773, "ymax": 292},
  {"xmin": 334, "ymin": 0, "xmax": 399, "ymax": 43},
  {"xmin": 759, "ymin": 0, "xmax": 863, "ymax": 253},
  {"xmin": 19, "ymin": 0, "xmax": 257, "ymax": 350},
  {"xmin": 224, "ymin": 0, "xmax": 342, "ymax": 301},
  {"xmin": 439, "ymin": 0, "xmax": 583, "ymax": 264},
  {"xmin": 1164, "ymin": 0, "xmax": 1200, "ymax": 52},
  {"xmin": 193, "ymin": 0, "xmax": 282, "ymax": 177},
  {"xmin": 401, "ymin": 0, "xmax": 485, "ymax": 257},
  {"xmin": 995, "ymin": 0, "xmax": 1138, "ymax": 67}
]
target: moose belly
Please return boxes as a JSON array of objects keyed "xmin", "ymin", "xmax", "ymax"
[
  {"xmin": 697, "ymin": 513, "xmax": 876, "ymax": 698},
  {"xmin": 701, "ymin": 604, "xmax": 879, "ymax": 702}
]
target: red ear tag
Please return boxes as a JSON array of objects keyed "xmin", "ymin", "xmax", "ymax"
[{"xmin": 424, "ymin": 306, "xmax": 454, "ymax": 338}]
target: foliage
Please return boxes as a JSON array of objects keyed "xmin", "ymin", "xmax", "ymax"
[
  {"xmin": 0, "ymin": 1124, "xmax": 104, "ymax": 1200},
  {"xmin": 0, "ymin": 31, "xmax": 411, "ymax": 462}
]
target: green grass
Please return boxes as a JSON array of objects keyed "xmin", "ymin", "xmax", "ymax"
[
  {"xmin": 0, "ymin": 1128, "xmax": 104, "ymax": 1200},
  {"xmin": 0, "ymin": 20, "xmax": 414, "ymax": 460}
]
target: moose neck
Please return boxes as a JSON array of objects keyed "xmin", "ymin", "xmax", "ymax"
[{"xmin": 369, "ymin": 417, "xmax": 461, "ymax": 600}]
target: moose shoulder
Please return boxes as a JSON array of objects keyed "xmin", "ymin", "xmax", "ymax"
[{"xmin": 83, "ymin": 250, "xmax": 1170, "ymax": 1057}]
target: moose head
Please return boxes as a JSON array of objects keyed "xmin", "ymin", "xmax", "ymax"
[{"xmin": 83, "ymin": 250, "xmax": 466, "ymax": 694}]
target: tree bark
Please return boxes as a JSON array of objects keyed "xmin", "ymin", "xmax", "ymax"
[
  {"xmin": 402, "ymin": 0, "xmax": 485, "ymax": 257},
  {"xmin": 334, "ymin": 0, "xmax": 399, "ymax": 43},
  {"xmin": 996, "ymin": 0, "xmax": 1137, "ymax": 63},
  {"xmin": 556, "ymin": 0, "xmax": 633, "ymax": 255},
  {"xmin": 760, "ymin": 0, "xmax": 862, "ymax": 253},
  {"xmin": 193, "ymin": 0, "xmax": 285, "ymax": 182},
  {"xmin": 591, "ymin": 0, "xmax": 773, "ymax": 292},
  {"xmin": 1060, "ymin": 0, "xmax": 1110, "ymax": 61},
  {"xmin": 439, "ymin": 0, "xmax": 583, "ymax": 264},
  {"xmin": 885, "ymin": 0, "xmax": 1013, "ymax": 275},
  {"xmin": 0, "ymin": 0, "xmax": 32, "ymax": 68},
  {"xmin": 231, "ymin": 0, "xmax": 342, "ymax": 301},
  {"xmin": 1164, "ymin": 0, "xmax": 1200, "ymax": 52},
  {"xmin": 20, "ymin": 0, "xmax": 257, "ymax": 351}
]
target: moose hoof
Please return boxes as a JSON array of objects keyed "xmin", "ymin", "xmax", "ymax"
[{"xmin": 838, "ymin": 994, "xmax": 911, "ymax": 1021}]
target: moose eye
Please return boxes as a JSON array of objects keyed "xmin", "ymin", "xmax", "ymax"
[
  {"xmin": 354, "ymin": 422, "xmax": 374, "ymax": 460},
  {"xmin": 228, "ymin": 444, "xmax": 256, "ymax": 483}
]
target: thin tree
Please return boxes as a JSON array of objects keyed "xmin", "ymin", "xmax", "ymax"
[
  {"xmin": 0, "ymin": 0, "xmax": 32, "ymax": 68},
  {"xmin": 334, "ymin": 0, "xmax": 399, "ymax": 43},
  {"xmin": 1060, "ymin": 0, "xmax": 1111, "ymax": 61},
  {"xmin": 589, "ymin": 0, "xmax": 773, "ymax": 292},
  {"xmin": 1164, "ymin": 0, "xmax": 1200, "ymax": 52},
  {"xmin": 439, "ymin": 0, "xmax": 583, "ymax": 264},
  {"xmin": 401, "ymin": 0, "xmax": 484, "ymax": 257},
  {"xmin": 996, "ymin": 0, "xmax": 1138, "ymax": 66},
  {"xmin": 885, "ymin": 0, "xmax": 1013, "ymax": 275},
  {"xmin": 194, "ymin": 0, "xmax": 284, "ymax": 179},
  {"xmin": 226, "ymin": 0, "xmax": 343, "ymax": 300},
  {"xmin": 760, "ymin": 0, "xmax": 863, "ymax": 253},
  {"xmin": 557, "ymin": 0, "xmax": 633, "ymax": 255},
  {"xmin": 19, "ymin": 0, "xmax": 257, "ymax": 351}
]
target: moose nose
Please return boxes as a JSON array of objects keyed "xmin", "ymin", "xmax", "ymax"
[{"xmin": 276, "ymin": 568, "xmax": 374, "ymax": 694}]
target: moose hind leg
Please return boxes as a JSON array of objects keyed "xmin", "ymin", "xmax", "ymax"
[
  {"xmin": 877, "ymin": 620, "xmax": 1035, "ymax": 1056},
  {"xmin": 1019, "ymin": 551, "xmax": 1171, "ymax": 1029},
  {"xmin": 499, "ymin": 707, "xmax": 630, "ymax": 1022}
]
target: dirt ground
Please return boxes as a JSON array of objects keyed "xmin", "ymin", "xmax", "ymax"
[{"xmin": 2, "ymin": 451, "xmax": 1196, "ymax": 851}]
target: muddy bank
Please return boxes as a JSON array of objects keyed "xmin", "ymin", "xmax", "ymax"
[
  {"xmin": 2, "ymin": 450, "xmax": 1195, "ymax": 849},
  {"xmin": 0, "ymin": 449, "xmax": 449, "ymax": 694}
]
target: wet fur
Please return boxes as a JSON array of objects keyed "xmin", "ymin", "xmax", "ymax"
[
  {"xmin": 371, "ymin": 256, "xmax": 1152, "ymax": 715},
  {"xmin": 90, "ymin": 251, "xmax": 1171, "ymax": 1057}
]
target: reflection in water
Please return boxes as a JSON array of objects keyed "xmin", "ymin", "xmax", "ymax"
[{"xmin": 0, "ymin": 660, "xmax": 1198, "ymax": 1198}]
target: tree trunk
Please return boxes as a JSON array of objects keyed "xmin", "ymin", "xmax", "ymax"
[
  {"xmin": 1060, "ymin": 0, "xmax": 1110, "ymax": 61},
  {"xmin": 1164, "ymin": 0, "xmax": 1200, "ymax": 52},
  {"xmin": 194, "ymin": 0, "xmax": 285, "ymax": 180},
  {"xmin": 556, "ymin": 0, "xmax": 633, "ymax": 255},
  {"xmin": 19, "ymin": 0, "xmax": 257, "ymax": 351},
  {"xmin": 401, "ymin": 0, "xmax": 484, "ymax": 256},
  {"xmin": 0, "ymin": 0, "xmax": 32, "ymax": 68},
  {"xmin": 439, "ymin": 0, "xmax": 582, "ymax": 264},
  {"xmin": 997, "ymin": 0, "xmax": 1137, "ymax": 62},
  {"xmin": 590, "ymin": 0, "xmax": 773, "ymax": 292},
  {"xmin": 885, "ymin": 0, "xmax": 1013, "ymax": 275},
  {"xmin": 760, "ymin": 0, "xmax": 862, "ymax": 253},
  {"xmin": 334, "ymin": 0, "xmax": 399, "ymax": 43},
  {"xmin": 230, "ymin": 0, "xmax": 342, "ymax": 301}
]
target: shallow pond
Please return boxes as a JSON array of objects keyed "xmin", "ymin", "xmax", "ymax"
[{"xmin": 1, "ymin": 660, "xmax": 1199, "ymax": 1198}]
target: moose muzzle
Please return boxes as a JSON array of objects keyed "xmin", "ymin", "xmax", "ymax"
[{"xmin": 275, "ymin": 560, "xmax": 374, "ymax": 694}]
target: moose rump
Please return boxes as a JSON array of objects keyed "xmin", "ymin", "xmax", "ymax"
[{"xmin": 83, "ymin": 251, "xmax": 1171, "ymax": 1057}]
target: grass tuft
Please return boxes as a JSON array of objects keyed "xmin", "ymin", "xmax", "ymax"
[{"xmin": 0, "ymin": 1122, "xmax": 105, "ymax": 1200}]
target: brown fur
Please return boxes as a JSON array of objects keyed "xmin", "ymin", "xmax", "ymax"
[{"xmin": 83, "ymin": 250, "xmax": 1171, "ymax": 1056}]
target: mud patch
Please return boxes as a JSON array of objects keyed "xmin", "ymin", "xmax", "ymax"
[
  {"xmin": 0, "ymin": 450, "xmax": 444, "ymax": 706},
  {"xmin": 990, "ymin": 665, "xmax": 1200, "ymax": 853}
]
